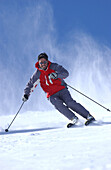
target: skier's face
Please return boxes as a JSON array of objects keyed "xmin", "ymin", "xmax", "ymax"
[{"xmin": 39, "ymin": 58, "xmax": 48, "ymax": 70}]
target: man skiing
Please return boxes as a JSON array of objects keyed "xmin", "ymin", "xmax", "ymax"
[{"xmin": 22, "ymin": 53, "xmax": 95, "ymax": 127}]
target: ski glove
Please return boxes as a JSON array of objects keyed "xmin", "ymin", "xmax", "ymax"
[
  {"xmin": 48, "ymin": 72, "xmax": 58, "ymax": 79},
  {"xmin": 22, "ymin": 94, "xmax": 29, "ymax": 102}
]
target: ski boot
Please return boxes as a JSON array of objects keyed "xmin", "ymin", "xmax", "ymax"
[
  {"xmin": 85, "ymin": 114, "xmax": 96, "ymax": 126},
  {"xmin": 67, "ymin": 116, "xmax": 79, "ymax": 128}
]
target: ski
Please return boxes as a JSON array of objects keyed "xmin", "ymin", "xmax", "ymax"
[
  {"xmin": 67, "ymin": 119, "xmax": 111, "ymax": 128},
  {"xmin": 67, "ymin": 123, "xmax": 74, "ymax": 128},
  {"xmin": 85, "ymin": 118, "xmax": 96, "ymax": 126},
  {"xmin": 67, "ymin": 121, "xmax": 84, "ymax": 128}
]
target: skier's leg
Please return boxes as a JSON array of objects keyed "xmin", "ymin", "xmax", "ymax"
[
  {"xmin": 60, "ymin": 88, "xmax": 90, "ymax": 119},
  {"xmin": 49, "ymin": 93, "xmax": 76, "ymax": 120}
]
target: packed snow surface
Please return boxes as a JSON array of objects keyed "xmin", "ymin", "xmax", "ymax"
[{"xmin": 0, "ymin": 110, "xmax": 111, "ymax": 170}]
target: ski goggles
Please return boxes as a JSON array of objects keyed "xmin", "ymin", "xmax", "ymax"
[{"xmin": 39, "ymin": 61, "xmax": 47, "ymax": 65}]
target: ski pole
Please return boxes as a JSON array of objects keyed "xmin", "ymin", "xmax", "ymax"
[
  {"xmin": 5, "ymin": 101, "xmax": 25, "ymax": 132},
  {"xmin": 67, "ymin": 84, "xmax": 111, "ymax": 112}
]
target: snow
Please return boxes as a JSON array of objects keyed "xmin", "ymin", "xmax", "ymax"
[{"xmin": 0, "ymin": 110, "xmax": 111, "ymax": 170}]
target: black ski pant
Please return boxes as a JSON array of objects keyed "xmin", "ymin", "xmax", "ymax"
[{"xmin": 49, "ymin": 88, "xmax": 89, "ymax": 120}]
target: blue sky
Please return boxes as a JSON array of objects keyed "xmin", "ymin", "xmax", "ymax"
[
  {"xmin": 51, "ymin": 0, "xmax": 111, "ymax": 46},
  {"xmin": 0, "ymin": 0, "xmax": 111, "ymax": 115}
]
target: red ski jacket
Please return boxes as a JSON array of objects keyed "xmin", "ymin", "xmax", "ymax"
[{"xmin": 24, "ymin": 61, "xmax": 69, "ymax": 98}]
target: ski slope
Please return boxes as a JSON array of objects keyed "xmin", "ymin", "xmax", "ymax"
[{"xmin": 0, "ymin": 110, "xmax": 111, "ymax": 170}]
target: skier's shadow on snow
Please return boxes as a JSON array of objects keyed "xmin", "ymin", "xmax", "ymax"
[
  {"xmin": 0, "ymin": 127, "xmax": 61, "ymax": 135},
  {"xmin": 1, "ymin": 121, "xmax": 111, "ymax": 135}
]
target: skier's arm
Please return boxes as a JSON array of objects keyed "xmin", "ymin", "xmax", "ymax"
[
  {"xmin": 23, "ymin": 70, "xmax": 40, "ymax": 99},
  {"xmin": 51, "ymin": 63, "xmax": 69, "ymax": 79}
]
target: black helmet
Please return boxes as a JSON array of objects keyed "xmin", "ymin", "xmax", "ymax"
[{"xmin": 38, "ymin": 53, "xmax": 48, "ymax": 61}]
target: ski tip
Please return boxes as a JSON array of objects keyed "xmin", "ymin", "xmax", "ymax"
[
  {"xmin": 67, "ymin": 123, "xmax": 74, "ymax": 128},
  {"xmin": 85, "ymin": 119, "xmax": 96, "ymax": 126}
]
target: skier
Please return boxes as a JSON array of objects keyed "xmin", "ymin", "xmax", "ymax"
[{"xmin": 22, "ymin": 53, "xmax": 95, "ymax": 127}]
